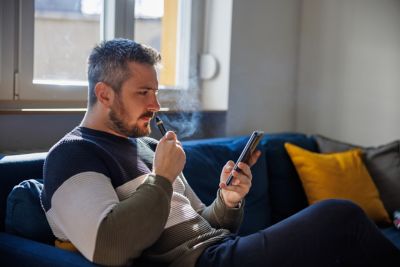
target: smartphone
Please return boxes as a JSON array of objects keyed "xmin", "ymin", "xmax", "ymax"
[{"xmin": 225, "ymin": 130, "xmax": 264, "ymax": 186}]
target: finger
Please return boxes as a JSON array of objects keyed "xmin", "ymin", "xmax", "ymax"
[
  {"xmin": 220, "ymin": 181, "xmax": 248, "ymax": 194},
  {"xmin": 221, "ymin": 161, "xmax": 244, "ymax": 185},
  {"xmin": 222, "ymin": 175, "xmax": 237, "ymax": 187},
  {"xmin": 223, "ymin": 161, "xmax": 235, "ymax": 173},
  {"xmin": 247, "ymin": 150, "xmax": 262, "ymax": 167},
  {"xmin": 175, "ymin": 140, "xmax": 184, "ymax": 149},
  {"xmin": 233, "ymin": 170, "xmax": 252, "ymax": 186},
  {"xmin": 224, "ymin": 165, "xmax": 233, "ymax": 174},
  {"xmin": 237, "ymin": 162, "xmax": 252, "ymax": 179},
  {"xmin": 232, "ymin": 176, "xmax": 242, "ymax": 186},
  {"xmin": 225, "ymin": 169, "xmax": 252, "ymax": 187},
  {"xmin": 230, "ymin": 173, "xmax": 252, "ymax": 196},
  {"xmin": 165, "ymin": 131, "xmax": 177, "ymax": 140},
  {"xmin": 220, "ymin": 181, "xmax": 239, "ymax": 191},
  {"xmin": 226, "ymin": 175, "xmax": 240, "ymax": 186}
]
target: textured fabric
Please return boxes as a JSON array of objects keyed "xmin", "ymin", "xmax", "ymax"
[
  {"xmin": 314, "ymin": 135, "xmax": 400, "ymax": 217},
  {"xmin": 285, "ymin": 143, "xmax": 391, "ymax": 224},
  {"xmin": 260, "ymin": 133, "xmax": 317, "ymax": 224},
  {"xmin": 42, "ymin": 127, "xmax": 242, "ymax": 266},
  {"xmin": 197, "ymin": 199, "xmax": 400, "ymax": 267},
  {"xmin": 41, "ymin": 128, "xmax": 153, "ymax": 213},
  {"xmin": 183, "ymin": 136, "xmax": 269, "ymax": 235},
  {"xmin": 5, "ymin": 179, "xmax": 54, "ymax": 244}
]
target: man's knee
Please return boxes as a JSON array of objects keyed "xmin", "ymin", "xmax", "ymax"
[{"xmin": 314, "ymin": 199, "xmax": 367, "ymax": 221}]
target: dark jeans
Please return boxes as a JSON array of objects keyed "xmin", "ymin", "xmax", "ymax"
[{"xmin": 197, "ymin": 199, "xmax": 400, "ymax": 267}]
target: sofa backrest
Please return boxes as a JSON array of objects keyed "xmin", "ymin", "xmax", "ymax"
[
  {"xmin": 182, "ymin": 136, "xmax": 270, "ymax": 235},
  {"xmin": 261, "ymin": 133, "xmax": 318, "ymax": 224},
  {"xmin": 0, "ymin": 153, "xmax": 47, "ymax": 231}
]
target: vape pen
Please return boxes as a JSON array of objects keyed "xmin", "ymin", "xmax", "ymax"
[{"xmin": 155, "ymin": 116, "xmax": 167, "ymax": 136}]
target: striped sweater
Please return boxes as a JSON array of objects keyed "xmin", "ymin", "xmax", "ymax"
[{"xmin": 41, "ymin": 127, "xmax": 244, "ymax": 266}]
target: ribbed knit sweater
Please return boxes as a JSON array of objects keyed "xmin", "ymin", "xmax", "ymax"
[{"xmin": 41, "ymin": 127, "xmax": 244, "ymax": 266}]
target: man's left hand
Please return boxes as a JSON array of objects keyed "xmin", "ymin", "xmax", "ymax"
[{"xmin": 219, "ymin": 150, "xmax": 261, "ymax": 208}]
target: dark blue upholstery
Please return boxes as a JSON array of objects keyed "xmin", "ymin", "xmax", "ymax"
[
  {"xmin": 5, "ymin": 179, "xmax": 54, "ymax": 244},
  {"xmin": 0, "ymin": 153, "xmax": 47, "ymax": 232},
  {"xmin": 0, "ymin": 232, "xmax": 97, "ymax": 267},
  {"xmin": 381, "ymin": 227, "xmax": 400, "ymax": 250},
  {"xmin": 183, "ymin": 136, "xmax": 269, "ymax": 235},
  {"xmin": 260, "ymin": 133, "xmax": 318, "ymax": 224}
]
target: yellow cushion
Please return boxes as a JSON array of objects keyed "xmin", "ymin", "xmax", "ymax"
[
  {"xmin": 284, "ymin": 142, "xmax": 391, "ymax": 224},
  {"xmin": 55, "ymin": 239, "xmax": 78, "ymax": 252}
]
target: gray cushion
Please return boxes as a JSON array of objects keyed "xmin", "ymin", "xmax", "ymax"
[{"xmin": 314, "ymin": 135, "xmax": 400, "ymax": 217}]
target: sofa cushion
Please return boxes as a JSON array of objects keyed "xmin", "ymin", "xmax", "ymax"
[
  {"xmin": 261, "ymin": 133, "xmax": 318, "ymax": 224},
  {"xmin": 0, "ymin": 153, "xmax": 47, "ymax": 231},
  {"xmin": 5, "ymin": 179, "xmax": 54, "ymax": 244},
  {"xmin": 183, "ymin": 136, "xmax": 269, "ymax": 235},
  {"xmin": 314, "ymin": 135, "xmax": 400, "ymax": 217},
  {"xmin": 285, "ymin": 143, "xmax": 391, "ymax": 224},
  {"xmin": 0, "ymin": 232, "xmax": 97, "ymax": 267}
]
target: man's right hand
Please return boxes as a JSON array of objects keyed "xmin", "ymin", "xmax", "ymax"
[{"xmin": 153, "ymin": 131, "xmax": 186, "ymax": 183}]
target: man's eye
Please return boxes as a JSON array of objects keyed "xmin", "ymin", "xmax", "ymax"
[{"xmin": 138, "ymin": 91, "xmax": 148, "ymax": 95}]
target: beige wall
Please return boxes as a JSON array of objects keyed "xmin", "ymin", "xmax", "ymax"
[
  {"xmin": 296, "ymin": 0, "xmax": 400, "ymax": 145},
  {"xmin": 226, "ymin": 0, "xmax": 301, "ymax": 136}
]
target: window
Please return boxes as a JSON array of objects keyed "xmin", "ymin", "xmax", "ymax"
[
  {"xmin": 0, "ymin": 0, "xmax": 201, "ymax": 106},
  {"xmin": 33, "ymin": 0, "xmax": 102, "ymax": 85}
]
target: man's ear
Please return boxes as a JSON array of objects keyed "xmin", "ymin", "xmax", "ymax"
[{"xmin": 94, "ymin": 82, "xmax": 114, "ymax": 108}]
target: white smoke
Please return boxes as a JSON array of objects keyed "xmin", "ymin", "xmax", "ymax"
[{"xmin": 158, "ymin": 73, "xmax": 202, "ymax": 139}]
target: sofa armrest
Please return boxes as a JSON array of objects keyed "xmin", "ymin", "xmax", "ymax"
[{"xmin": 0, "ymin": 232, "xmax": 97, "ymax": 267}]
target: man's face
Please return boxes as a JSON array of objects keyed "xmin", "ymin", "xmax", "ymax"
[{"xmin": 107, "ymin": 62, "xmax": 160, "ymax": 138}]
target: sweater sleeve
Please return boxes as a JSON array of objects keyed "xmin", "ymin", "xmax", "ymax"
[
  {"xmin": 92, "ymin": 174, "xmax": 172, "ymax": 266},
  {"xmin": 180, "ymin": 174, "xmax": 244, "ymax": 233},
  {"xmin": 199, "ymin": 189, "xmax": 244, "ymax": 233},
  {"xmin": 43, "ymin": 141, "xmax": 173, "ymax": 266}
]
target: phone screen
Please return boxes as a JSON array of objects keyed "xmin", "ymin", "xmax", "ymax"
[{"xmin": 225, "ymin": 131, "xmax": 264, "ymax": 186}]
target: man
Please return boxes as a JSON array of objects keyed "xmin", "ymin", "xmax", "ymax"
[{"xmin": 41, "ymin": 39, "xmax": 400, "ymax": 267}]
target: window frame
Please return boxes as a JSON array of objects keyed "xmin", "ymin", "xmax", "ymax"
[
  {"xmin": 17, "ymin": 0, "xmax": 89, "ymax": 101},
  {"xmin": 1, "ymin": 0, "xmax": 202, "ymax": 106},
  {"xmin": 0, "ymin": 0, "xmax": 18, "ymax": 101}
]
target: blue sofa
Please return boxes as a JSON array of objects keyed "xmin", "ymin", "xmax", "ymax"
[{"xmin": 0, "ymin": 133, "xmax": 399, "ymax": 266}]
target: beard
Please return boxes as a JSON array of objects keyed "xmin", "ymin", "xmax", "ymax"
[{"xmin": 108, "ymin": 97, "xmax": 153, "ymax": 138}]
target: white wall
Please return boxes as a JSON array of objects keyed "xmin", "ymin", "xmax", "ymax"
[
  {"xmin": 226, "ymin": 0, "xmax": 301, "ymax": 136},
  {"xmin": 200, "ymin": 0, "xmax": 233, "ymax": 111},
  {"xmin": 297, "ymin": 0, "xmax": 400, "ymax": 146}
]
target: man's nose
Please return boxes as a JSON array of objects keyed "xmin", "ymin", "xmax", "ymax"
[{"xmin": 148, "ymin": 94, "xmax": 161, "ymax": 112}]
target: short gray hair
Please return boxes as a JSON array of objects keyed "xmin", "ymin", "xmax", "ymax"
[{"xmin": 87, "ymin": 38, "xmax": 161, "ymax": 107}]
